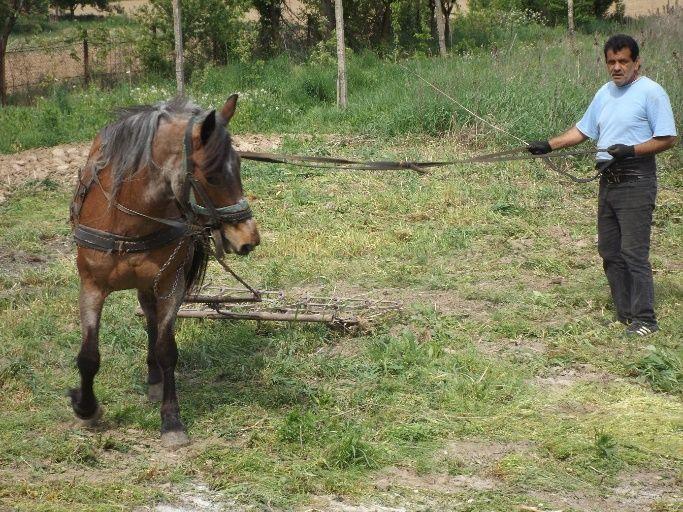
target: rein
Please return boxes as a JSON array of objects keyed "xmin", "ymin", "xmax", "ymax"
[{"xmin": 238, "ymin": 146, "xmax": 611, "ymax": 183}]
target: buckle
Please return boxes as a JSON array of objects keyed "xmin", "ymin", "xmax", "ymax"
[{"xmin": 602, "ymin": 172, "xmax": 619, "ymax": 184}]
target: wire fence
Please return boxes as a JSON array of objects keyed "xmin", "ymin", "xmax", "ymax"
[{"xmin": 5, "ymin": 36, "xmax": 141, "ymax": 103}]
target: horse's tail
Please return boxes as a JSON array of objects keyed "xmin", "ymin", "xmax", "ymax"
[{"xmin": 186, "ymin": 238, "xmax": 210, "ymax": 295}]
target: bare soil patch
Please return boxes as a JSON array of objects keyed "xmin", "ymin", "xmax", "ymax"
[
  {"xmin": 530, "ymin": 468, "xmax": 682, "ymax": 512},
  {"xmin": 532, "ymin": 363, "xmax": 620, "ymax": 392},
  {"xmin": 300, "ymin": 498, "xmax": 406, "ymax": 512},
  {"xmin": 0, "ymin": 135, "xmax": 283, "ymax": 204},
  {"xmin": 374, "ymin": 466, "xmax": 499, "ymax": 493},
  {"xmin": 446, "ymin": 439, "xmax": 536, "ymax": 468}
]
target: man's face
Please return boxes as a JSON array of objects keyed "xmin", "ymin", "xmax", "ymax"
[{"xmin": 605, "ymin": 47, "xmax": 640, "ymax": 86}]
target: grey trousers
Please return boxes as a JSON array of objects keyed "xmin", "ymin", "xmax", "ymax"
[{"xmin": 597, "ymin": 176, "xmax": 657, "ymax": 324}]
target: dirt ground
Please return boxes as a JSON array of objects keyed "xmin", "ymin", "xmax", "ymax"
[{"xmin": 0, "ymin": 134, "xmax": 282, "ymax": 204}]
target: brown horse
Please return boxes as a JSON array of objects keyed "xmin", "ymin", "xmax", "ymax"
[{"xmin": 69, "ymin": 95, "xmax": 260, "ymax": 448}]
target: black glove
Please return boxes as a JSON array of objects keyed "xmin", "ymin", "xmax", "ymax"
[
  {"xmin": 607, "ymin": 144, "xmax": 635, "ymax": 160},
  {"xmin": 527, "ymin": 140, "xmax": 552, "ymax": 155}
]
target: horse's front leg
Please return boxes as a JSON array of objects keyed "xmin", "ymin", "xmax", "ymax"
[
  {"xmin": 154, "ymin": 283, "xmax": 190, "ymax": 449},
  {"xmin": 138, "ymin": 290, "xmax": 163, "ymax": 402},
  {"xmin": 70, "ymin": 279, "xmax": 108, "ymax": 425}
]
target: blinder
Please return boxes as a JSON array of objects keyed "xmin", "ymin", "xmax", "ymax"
[{"xmin": 182, "ymin": 116, "xmax": 253, "ymax": 228}]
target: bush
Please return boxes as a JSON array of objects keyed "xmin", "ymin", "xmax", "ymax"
[
  {"xmin": 450, "ymin": 8, "xmax": 549, "ymax": 53},
  {"xmin": 134, "ymin": 0, "xmax": 254, "ymax": 76}
]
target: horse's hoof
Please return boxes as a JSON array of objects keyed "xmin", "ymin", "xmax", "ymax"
[
  {"xmin": 147, "ymin": 383, "xmax": 163, "ymax": 402},
  {"xmin": 73, "ymin": 405, "xmax": 104, "ymax": 428},
  {"xmin": 161, "ymin": 431, "xmax": 190, "ymax": 450}
]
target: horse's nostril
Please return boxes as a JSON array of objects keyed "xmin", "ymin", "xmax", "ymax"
[{"xmin": 238, "ymin": 244, "xmax": 253, "ymax": 255}]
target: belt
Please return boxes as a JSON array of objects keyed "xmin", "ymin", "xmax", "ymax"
[
  {"xmin": 600, "ymin": 173, "xmax": 645, "ymax": 185},
  {"xmin": 597, "ymin": 154, "xmax": 656, "ymax": 185}
]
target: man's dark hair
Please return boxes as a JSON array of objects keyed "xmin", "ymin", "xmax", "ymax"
[{"xmin": 604, "ymin": 34, "xmax": 639, "ymax": 60}]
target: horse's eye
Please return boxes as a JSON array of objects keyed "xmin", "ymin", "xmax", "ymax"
[{"xmin": 205, "ymin": 173, "xmax": 223, "ymax": 186}]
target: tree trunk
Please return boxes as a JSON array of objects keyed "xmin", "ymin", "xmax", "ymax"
[
  {"xmin": 0, "ymin": 36, "xmax": 7, "ymax": 106},
  {"xmin": 171, "ymin": 0, "xmax": 184, "ymax": 96},
  {"xmin": 335, "ymin": 0, "xmax": 347, "ymax": 108},
  {"xmin": 435, "ymin": 0, "xmax": 447, "ymax": 56},
  {"xmin": 567, "ymin": 0, "xmax": 575, "ymax": 36},
  {"xmin": 374, "ymin": 2, "xmax": 392, "ymax": 47},
  {"xmin": 440, "ymin": 1, "xmax": 454, "ymax": 48},
  {"xmin": 255, "ymin": 1, "xmax": 282, "ymax": 55},
  {"xmin": 320, "ymin": 0, "xmax": 336, "ymax": 34},
  {"xmin": 1, "ymin": 16, "xmax": 16, "ymax": 106}
]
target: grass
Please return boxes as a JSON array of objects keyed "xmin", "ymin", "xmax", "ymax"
[
  {"xmin": 3, "ymin": 11, "xmax": 682, "ymax": 153},
  {"xmin": 1, "ymin": 11, "xmax": 682, "ymax": 512}
]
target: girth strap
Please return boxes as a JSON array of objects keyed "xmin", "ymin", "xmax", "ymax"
[{"xmin": 74, "ymin": 224, "xmax": 189, "ymax": 254}]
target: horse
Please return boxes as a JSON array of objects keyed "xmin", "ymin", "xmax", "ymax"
[{"xmin": 69, "ymin": 94, "xmax": 260, "ymax": 448}]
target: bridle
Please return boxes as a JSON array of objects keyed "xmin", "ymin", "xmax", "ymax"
[
  {"xmin": 179, "ymin": 116, "xmax": 252, "ymax": 228},
  {"xmin": 175, "ymin": 116, "xmax": 252, "ymax": 258},
  {"xmin": 72, "ymin": 114, "xmax": 253, "ymax": 260}
]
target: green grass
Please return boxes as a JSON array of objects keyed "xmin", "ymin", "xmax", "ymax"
[
  {"xmin": 3, "ymin": 13, "xmax": 682, "ymax": 154},
  {"xmin": 1, "ymin": 133, "xmax": 681, "ymax": 511},
  {"xmin": 1, "ymin": 12, "xmax": 682, "ymax": 512}
]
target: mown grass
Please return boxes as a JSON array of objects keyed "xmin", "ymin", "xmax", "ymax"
[{"xmin": 1, "ymin": 12, "xmax": 682, "ymax": 512}]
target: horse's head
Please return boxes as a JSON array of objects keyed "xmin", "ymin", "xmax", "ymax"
[{"xmin": 187, "ymin": 95, "xmax": 260, "ymax": 256}]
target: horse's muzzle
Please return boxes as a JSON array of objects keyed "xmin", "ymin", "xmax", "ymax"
[{"xmin": 222, "ymin": 218, "xmax": 260, "ymax": 256}]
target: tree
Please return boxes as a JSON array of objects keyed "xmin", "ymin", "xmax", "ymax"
[
  {"xmin": 136, "ymin": 0, "xmax": 251, "ymax": 75},
  {"xmin": 252, "ymin": 0, "xmax": 283, "ymax": 56},
  {"xmin": 439, "ymin": 0, "xmax": 456, "ymax": 45},
  {"xmin": 469, "ymin": 0, "xmax": 619, "ymax": 25},
  {"xmin": 434, "ymin": 0, "xmax": 446, "ymax": 55},
  {"xmin": 1, "ymin": 0, "xmax": 48, "ymax": 105}
]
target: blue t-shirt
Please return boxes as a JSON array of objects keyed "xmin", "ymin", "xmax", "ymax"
[{"xmin": 576, "ymin": 76, "xmax": 677, "ymax": 161}]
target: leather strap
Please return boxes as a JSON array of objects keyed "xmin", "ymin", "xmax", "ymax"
[{"xmin": 74, "ymin": 224, "xmax": 189, "ymax": 253}]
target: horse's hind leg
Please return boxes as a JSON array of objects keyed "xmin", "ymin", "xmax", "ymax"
[
  {"xmin": 138, "ymin": 290, "xmax": 163, "ymax": 402},
  {"xmin": 70, "ymin": 279, "xmax": 107, "ymax": 426},
  {"xmin": 155, "ymin": 291, "xmax": 190, "ymax": 449}
]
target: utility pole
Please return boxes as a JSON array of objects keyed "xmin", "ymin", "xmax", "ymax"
[
  {"xmin": 435, "ymin": 0, "xmax": 447, "ymax": 56},
  {"xmin": 335, "ymin": 0, "xmax": 347, "ymax": 108},
  {"xmin": 171, "ymin": 0, "xmax": 185, "ymax": 96},
  {"xmin": 567, "ymin": 0, "xmax": 575, "ymax": 37}
]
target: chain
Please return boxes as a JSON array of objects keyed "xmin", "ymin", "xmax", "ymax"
[{"xmin": 153, "ymin": 237, "xmax": 191, "ymax": 300}]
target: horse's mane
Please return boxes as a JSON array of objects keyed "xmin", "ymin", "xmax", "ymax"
[{"xmin": 95, "ymin": 97, "xmax": 231, "ymax": 197}]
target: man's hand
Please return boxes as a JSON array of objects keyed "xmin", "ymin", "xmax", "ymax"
[
  {"xmin": 527, "ymin": 140, "xmax": 552, "ymax": 155},
  {"xmin": 607, "ymin": 144, "xmax": 635, "ymax": 160}
]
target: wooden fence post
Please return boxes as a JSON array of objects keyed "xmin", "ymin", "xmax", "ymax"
[
  {"xmin": 172, "ymin": 0, "xmax": 185, "ymax": 96},
  {"xmin": 0, "ymin": 37, "xmax": 6, "ymax": 106},
  {"xmin": 568, "ymin": 0, "xmax": 575, "ymax": 36},
  {"xmin": 83, "ymin": 32, "xmax": 90, "ymax": 86},
  {"xmin": 335, "ymin": 0, "xmax": 347, "ymax": 108}
]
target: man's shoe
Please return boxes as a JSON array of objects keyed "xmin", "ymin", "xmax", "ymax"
[
  {"xmin": 625, "ymin": 321, "xmax": 659, "ymax": 337},
  {"xmin": 616, "ymin": 315, "xmax": 632, "ymax": 325}
]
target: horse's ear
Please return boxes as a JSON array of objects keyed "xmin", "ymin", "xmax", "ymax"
[
  {"xmin": 218, "ymin": 94, "xmax": 238, "ymax": 126},
  {"xmin": 200, "ymin": 110, "xmax": 216, "ymax": 145}
]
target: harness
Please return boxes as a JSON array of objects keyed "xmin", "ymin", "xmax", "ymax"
[{"xmin": 71, "ymin": 116, "xmax": 252, "ymax": 258}]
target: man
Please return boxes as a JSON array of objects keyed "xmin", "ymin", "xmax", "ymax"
[{"xmin": 528, "ymin": 34, "xmax": 677, "ymax": 336}]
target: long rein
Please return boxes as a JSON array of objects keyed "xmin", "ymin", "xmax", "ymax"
[{"xmin": 238, "ymin": 145, "xmax": 611, "ymax": 183}]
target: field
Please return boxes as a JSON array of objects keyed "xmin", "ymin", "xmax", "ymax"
[{"xmin": 0, "ymin": 10, "xmax": 682, "ymax": 512}]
